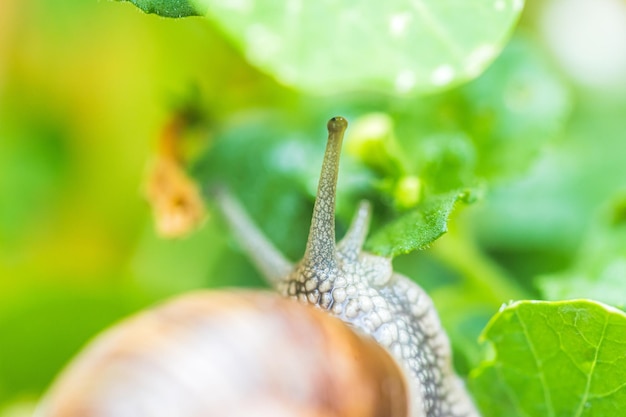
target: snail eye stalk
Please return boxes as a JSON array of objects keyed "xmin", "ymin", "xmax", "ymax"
[{"xmin": 303, "ymin": 116, "xmax": 348, "ymax": 270}]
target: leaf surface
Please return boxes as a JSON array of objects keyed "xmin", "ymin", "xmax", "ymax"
[
  {"xmin": 192, "ymin": 0, "xmax": 524, "ymax": 94},
  {"xmin": 470, "ymin": 300, "xmax": 626, "ymax": 417},
  {"xmin": 365, "ymin": 191, "xmax": 463, "ymax": 256}
]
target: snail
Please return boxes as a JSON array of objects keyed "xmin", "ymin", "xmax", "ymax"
[{"xmin": 37, "ymin": 117, "xmax": 479, "ymax": 417}]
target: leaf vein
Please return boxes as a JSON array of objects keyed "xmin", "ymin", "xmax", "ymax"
[
  {"xmin": 517, "ymin": 310, "xmax": 555, "ymax": 417},
  {"xmin": 494, "ymin": 364, "xmax": 532, "ymax": 417},
  {"xmin": 573, "ymin": 312, "xmax": 609, "ymax": 417}
]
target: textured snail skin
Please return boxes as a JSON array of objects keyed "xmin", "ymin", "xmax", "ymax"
[
  {"xmin": 37, "ymin": 291, "xmax": 408, "ymax": 417},
  {"xmin": 216, "ymin": 117, "xmax": 480, "ymax": 417}
]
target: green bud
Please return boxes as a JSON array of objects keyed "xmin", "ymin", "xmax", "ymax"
[{"xmin": 394, "ymin": 175, "xmax": 422, "ymax": 210}]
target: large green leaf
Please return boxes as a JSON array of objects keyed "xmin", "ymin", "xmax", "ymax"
[
  {"xmin": 117, "ymin": 0, "xmax": 524, "ymax": 92},
  {"xmin": 187, "ymin": 0, "xmax": 524, "ymax": 94},
  {"xmin": 469, "ymin": 300, "xmax": 626, "ymax": 417}
]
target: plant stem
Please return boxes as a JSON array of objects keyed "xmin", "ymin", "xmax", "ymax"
[{"xmin": 432, "ymin": 227, "xmax": 531, "ymax": 308}]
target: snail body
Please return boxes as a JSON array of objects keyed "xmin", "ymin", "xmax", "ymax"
[
  {"xmin": 217, "ymin": 117, "xmax": 478, "ymax": 417},
  {"xmin": 38, "ymin": 117, "xmax": 479, "ymax": 417}
]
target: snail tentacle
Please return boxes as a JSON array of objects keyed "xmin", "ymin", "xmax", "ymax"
[
  {"xmin": 302, "ymin": 116, "xmax": 348, "ymax": 271},
  {"xmin": 337, "ymin": 200, "xmax": 371, "ymax": 261},
  {"xmin": 213, "ymin": 186, "xmax": 293, "ymax": 285}
]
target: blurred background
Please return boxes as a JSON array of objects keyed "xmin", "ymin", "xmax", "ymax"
[{"xmin": 1, "ymin": 0, "xmax": 626, "ymax": 414}]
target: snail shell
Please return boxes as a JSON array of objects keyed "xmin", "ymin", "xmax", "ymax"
[{"xmin": 37, "ymin": 291, "xmax": 407, "ymax": 417}]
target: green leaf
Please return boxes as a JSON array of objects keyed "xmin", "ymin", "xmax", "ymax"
[
  {"xmin": 469, "ymin": 300, "xmax": 626, "ymax": 417},
  {"xmin": 192, "ymin": 0, "xmax": 524, "ymax": 94},
  {"xmin": 116, "ymin": 0, "xmax": 199, "ymax": 17},
  {"xmin": 365, "ymin": 191, "xmax": 463, "ymax": 256}
]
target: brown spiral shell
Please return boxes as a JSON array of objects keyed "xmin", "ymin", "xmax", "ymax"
[{"xmin": 37, "ymin": 291, "xmax": 408, "ymax": 417}]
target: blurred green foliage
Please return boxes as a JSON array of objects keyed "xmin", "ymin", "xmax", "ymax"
[
  {"xmin": 538, "ymin": 195, "xmax": 626, "ymax": 309},
  {"xmin": 1, "ymin": 0, "xmax": 626, "ymax": 415}
]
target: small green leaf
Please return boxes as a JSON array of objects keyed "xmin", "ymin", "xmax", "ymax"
[
  {"xmin": 116, "ymin": 0, "xmax": 199, "ymax": 18},
  {"xmin": 192, "ymin": 0, "xmax": 524, "ymax": 94},
  {"xmin": 469, "ymin": 300, "xmax": 626, "ymax": 417},
  {"xmin": 365, "ymin": 191, "xmax": 462, "ymax": 256}
]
